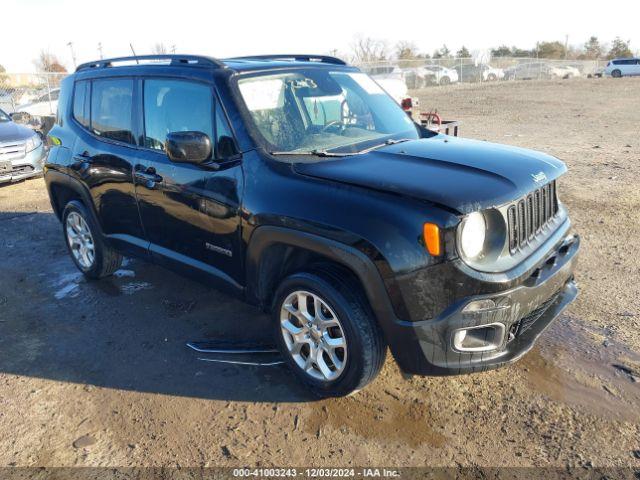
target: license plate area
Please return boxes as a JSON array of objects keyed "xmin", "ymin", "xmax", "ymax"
[{"xmin": 0, "ymin": 160, "xmax": 12, "ymax": 176}]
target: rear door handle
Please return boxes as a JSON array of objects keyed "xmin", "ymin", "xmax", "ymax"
[{"xmin": 134, "ymin": 164, "xmax": 163, "ymax": 188}]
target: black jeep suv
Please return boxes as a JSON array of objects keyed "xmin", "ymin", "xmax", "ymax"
[{"xmin": 45, "ymin": 54, "xmax": 579, "ymax": 397}]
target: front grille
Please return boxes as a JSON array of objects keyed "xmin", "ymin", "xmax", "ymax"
[
  {"xmin": 0, "ymin": 141, "xmax": 26, "ymax": 161},
  {"xmin": 12, "ymin": 165, "xmax": 34, "ymax": 175},
  {"xmin": 0, "ymin": 165, "xmax": 34, "ymax": 178},
  {"xmin": 507, "ymin": 180, "xmax": 558, "ymax": 253},
  {"xmin": 511, "ymin": 290, "xmax": 561, "ymax": 338}
]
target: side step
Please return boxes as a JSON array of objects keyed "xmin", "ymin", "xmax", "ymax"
[{"xmin": 186, "ymin": 341, "xmax": 284, "ymax": 366}]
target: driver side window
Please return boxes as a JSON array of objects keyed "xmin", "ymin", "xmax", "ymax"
[{"xmin": 143, "ymin": 79, "xmax": 214, "ymax": 152}]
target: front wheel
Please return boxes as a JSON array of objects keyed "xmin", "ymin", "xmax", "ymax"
[
  {"xmin": 439, "ymin": 76, "xmax": 451, "ymax": 86},
  {"xmin": 611, "ymin": 69, "xmax": 622, "ymax": 78},
  {"xmin": 273, "ymin": 271, "xmax": 386, "ymax": 397}
]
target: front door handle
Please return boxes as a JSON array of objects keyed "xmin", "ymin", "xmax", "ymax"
[{"xmin": 134, "ymin": 164, "xmax": 163, "ymax": 188}]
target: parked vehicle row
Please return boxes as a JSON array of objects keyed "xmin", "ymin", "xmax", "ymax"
[
  {"xmin": 361, "ymin": 57, "xmax": 639, "ymax": 89},
  {"xmin": 0, "ymin": 107, "xmax": 46, "ymax": 184}
]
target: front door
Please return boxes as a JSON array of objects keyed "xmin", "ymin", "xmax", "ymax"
[{"xmin": 132, "ymin": 77, "xmax": 244, "ymax": 289}]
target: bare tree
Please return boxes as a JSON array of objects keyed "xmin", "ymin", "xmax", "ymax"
[
  {"xmin": 395, "ymin": 41, "xmax": 420, "ymax": 60},
  {"xmin": 351, "ymin": 36, "xmax": 389, "ymax": 64},
  {"xmin": 0, "ymin": 64, "xmax": 7, "ymax": 85},
  {"xmin": 581, "ymin": 36, "xmax": 603, "ymax": 59},
  {"xmin": 33, "ymin": 50, "xmax": 67, "ymax": 73},
  {"xmin": 607, "ymin": 37, "xmax": 632, "ymax": 59},
  {"xmin": 151, "ymin": 42, "xmax": 169, "ymax": 55}
]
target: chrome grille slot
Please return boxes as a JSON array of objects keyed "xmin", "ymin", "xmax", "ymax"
[
  {"xmin": 507, "ymin": 180, "xmax": 558, "ymax": 254},
  {"xmin": 526, "ymin": 194, "xmax": 534, "ymax": 240},
  {"xmin": 517, "ymin": 199, "xmax": 526, "ymax": 244},
  {"xmin": 0, "ymin": 141, "xmax": 26, "ymax": 161},
  {"xmin": 507, "ymin": 206, "xmax": 517, "ymax": 252}
]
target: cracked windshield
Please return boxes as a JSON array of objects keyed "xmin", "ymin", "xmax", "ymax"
[{"xmin": 238, "ymin": 70, "xmax": 419, "ymax": 155}]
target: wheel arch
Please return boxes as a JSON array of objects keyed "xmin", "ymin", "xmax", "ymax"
[
  {"xmin": 46, "ymin": 170, "xmax": 104, "ymax": 237},
  {"xmin": 245, "ymin": 226, "xmax": 402, "ymax": 327}
]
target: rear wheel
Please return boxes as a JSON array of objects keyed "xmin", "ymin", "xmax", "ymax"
[
  {"xmin": 273, "ymin": 270, "xmax": 386, "ymax": 397},
  {"xmin": 62, "ymin": 201, "xmax": 122, "ymax": 279},
  {"xmin": 439, "ymin": 76, "xmax": 451, "ymax": 86},
  {"xmin": 611, "ymin": 69, "xmax": 622, "ymax": 78}
]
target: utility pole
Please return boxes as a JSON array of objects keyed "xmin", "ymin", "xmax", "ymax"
[
  {"xmin": 564, "ymin": 35, "xmax": 569, "ymax": 59},
  {"xmin": 98, "ymin": 42, "xmax": 103, "ymax": 59},
  {"xmin": 67, "ymin": 41, "xmax": 77, "ymax": 68}
]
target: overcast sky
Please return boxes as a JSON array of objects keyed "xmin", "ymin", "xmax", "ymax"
[{"xmin": 4, "ymin": 0, "xmax": 639, "ymax": 72}]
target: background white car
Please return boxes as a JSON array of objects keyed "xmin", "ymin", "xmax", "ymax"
[
  {"xmin": 604, "ymin": 58, "xmax": 640, "ymax": 77},
  {"xmin": 423, "ymin": 65, "xmax": 459, "ymax": 85},
  {"xmin": 550, "ymin": 65, "xmax": 581, "ymax": 79},
  {"xmin": 16, "ymin": 88, "xmax": 59, "ymax": 116},
  {"xmin": 482, "ymin": 65, "xmax": 505, "ymax": 81},
  {"xmin": 361, "ymin": 66, "xmax": 408, "ymax": 103}
]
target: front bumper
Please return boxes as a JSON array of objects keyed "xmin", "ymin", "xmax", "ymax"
[
  {"xmin": 0, "ymin": 144, "xmax": 46, "ymax": 184},
  {"xmin": 390, "ymin": 233, "xmax": 579, "ymax": 376}
]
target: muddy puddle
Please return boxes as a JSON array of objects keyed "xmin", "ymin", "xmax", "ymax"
[
  {"xmin": 518, "ymin": 316, "xmax": 640, "ymax": 422},
  {"xmin": 303, "ymin": 394, "xmax": 446, "ymax": 448}
]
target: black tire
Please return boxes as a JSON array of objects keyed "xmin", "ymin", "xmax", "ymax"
[
  {"xmin": 487, "ymin": 73, "xmax": 497, "ymax": 81},
  {"xmin": 612, "ymin": 69, "xmax": 622, "ymax": 78},
  {"xmin": 272, "ymin": 269, "xmax": 386, "ymax": 397},
  {"xmin": 62, "ymin": 200, "xmax": 123, "ymax": 279},
  {"xmin": 439, "ymin": 76, "xmax": 451, "ymax": 86}
]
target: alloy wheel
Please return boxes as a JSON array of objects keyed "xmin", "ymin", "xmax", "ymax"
[
  {"xmin": 280, "ymin": 290, "xmax": 347, "ymax": 381},
  {"xmin": 66, "ymin": 212, "xmax": 95, "ymax": 269}
]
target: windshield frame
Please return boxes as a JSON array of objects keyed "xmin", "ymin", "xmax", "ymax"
[{"xmin": 230, "ymin": 66, "xmax": 421, "ymax": 157}]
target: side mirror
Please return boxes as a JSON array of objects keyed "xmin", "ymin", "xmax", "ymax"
[{"xmin": 165, "ymin": 131, "xmax": 212, "ymax": 164}]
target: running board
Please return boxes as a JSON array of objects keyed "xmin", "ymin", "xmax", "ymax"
[
  {"xmin": 186, "ymin": 341, "xmax": 283, "ymax": 367},
  {"xmin": 186, "ymin": 341, "xmax": 278, "ymax": 354}
]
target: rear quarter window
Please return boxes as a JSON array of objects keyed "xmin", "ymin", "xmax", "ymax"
[{"xmin": 72, "ymin": 81, "xmax": 90, "ymax": 128}]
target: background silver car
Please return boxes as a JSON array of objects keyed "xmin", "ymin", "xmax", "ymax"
[{"xmin": 0, "ymin": 108, "xmax": 46, "ymax": 184}]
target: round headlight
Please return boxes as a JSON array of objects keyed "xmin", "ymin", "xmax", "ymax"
[{"xmin": 459, "ymin": 212, "xmax": 486, "ymax": 259}]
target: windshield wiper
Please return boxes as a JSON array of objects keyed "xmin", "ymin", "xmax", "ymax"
[
  {"xmin": 270, "ymin": 149, "xmax": 354, "ymax": 157},
  {"xmin": 355, "ymin": 138, "xmax": 413, "ymax": 154},
  {"xmin": 270, "ymin": 139, "xmax": 414, "ymax": 158}
]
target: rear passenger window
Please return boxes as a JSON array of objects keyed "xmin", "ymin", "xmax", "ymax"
[
  {"xmin": 91, "ymin": 78, "xmax": 134, "ymax": 144},
  {"xmin": 73, "ymin": 81, "xmax": 90, "ymax": 128},
  {"xmin": 143, "ymin": 79, "xmax": 213, "ymax": 151}
]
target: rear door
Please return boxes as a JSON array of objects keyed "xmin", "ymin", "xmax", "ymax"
[
  {"xmin": 131, "ymin": 77, "xmax": 244, "ymax": 289},
  {"xmin": 70, "ymin": 77, "xmax": 147, "ymax": 256}
]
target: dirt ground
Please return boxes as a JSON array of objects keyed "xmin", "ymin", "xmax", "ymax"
[{"xmin": 0, "ymin": 78, "xmax": 639, "ymax": 472}]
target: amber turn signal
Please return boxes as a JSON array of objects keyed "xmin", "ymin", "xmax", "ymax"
[{"xmin": 423, "ymin": 223, "xmax": 442, "ymax": 256}]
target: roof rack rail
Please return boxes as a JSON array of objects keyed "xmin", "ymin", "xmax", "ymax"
[
  {"xmin": 227, "ymin": 54, "xmax": 347, "ymax": 66},
  {"xmin": 76, "ymin": 54, "xmax": 226, "ymax": 72}
]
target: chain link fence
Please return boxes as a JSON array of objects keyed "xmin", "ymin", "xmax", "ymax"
[
  {"xmin": 0, "ymin": 72, "xmax": 67, "ymax": 115},
  {"xmin": 355, "ymin": 57, "xmax": 608, "ymax": 88}
]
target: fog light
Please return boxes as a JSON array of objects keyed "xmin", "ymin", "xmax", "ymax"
[{"xmin": 452, "ymin": 323, "xmax": 505, "ymax": 352}]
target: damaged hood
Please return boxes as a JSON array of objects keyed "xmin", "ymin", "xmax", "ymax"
[{"xmin": 293, "ymin": 135, "xmax": 567, "ymax": 214}]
